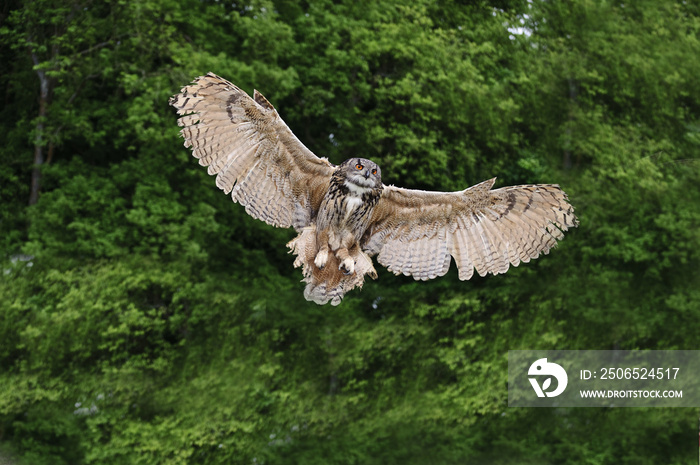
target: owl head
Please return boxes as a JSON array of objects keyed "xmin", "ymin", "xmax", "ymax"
[{"xmin": 339, "ymin": 157, "xmax": 382, "ymax": 190}]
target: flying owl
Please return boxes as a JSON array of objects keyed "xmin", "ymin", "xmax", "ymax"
[{"xmin": 170, "ymin": 73, "xmax": 578, "ymax": 305}]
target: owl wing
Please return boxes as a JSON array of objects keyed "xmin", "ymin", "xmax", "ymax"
[
  {"xmin": 362, "ymin": 178, "xmax": 578, "ymax": 281},
  {"xmin": 170, "ymin": 73, "xmax": 335, "ymax": 230}
]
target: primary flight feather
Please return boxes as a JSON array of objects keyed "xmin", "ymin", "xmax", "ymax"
[{"xmin": 170, "ymin": 73, "xmax": 578, "ymax": 305}]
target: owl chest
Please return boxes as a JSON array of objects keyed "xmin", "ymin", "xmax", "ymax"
[
  {"xmin": 328, "ymin": 195, "xmax": 369, "ymax": 229},
  {"xmin": 317, "ymin": 191, "xmax": 373, "ymax": 236},
  {"xmin": 343, "ymin": 196, "xmax": 364, "ymax": 221}
]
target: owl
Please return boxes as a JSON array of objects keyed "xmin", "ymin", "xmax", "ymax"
[{"xmin": 170, "ymin": 73, "xmax": 578, "ymax": 305}]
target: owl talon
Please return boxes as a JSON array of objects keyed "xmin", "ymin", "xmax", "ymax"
[
  {"xmin": 339, "ymin": 258, "xmax": 355, "ymax": 275},
  {"xmin": 314, "ymin": 249, "xmax": 329, "ymax": 269}
]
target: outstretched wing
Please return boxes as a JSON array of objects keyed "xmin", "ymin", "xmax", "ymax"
[
  {"xmin": 170, "ymin": 73, "xmax": 335, "ymax": 231},
  {"xmin": 362, "ymin": 179, "xmax": 578, "ymax": 281}
]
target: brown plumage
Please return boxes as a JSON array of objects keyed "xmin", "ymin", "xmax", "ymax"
[{"xmin": 170, "ymin": 73, "xmax": 579, "ymax": 305}]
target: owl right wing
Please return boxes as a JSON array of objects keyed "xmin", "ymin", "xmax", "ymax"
[
  {"xmin": 362, "ymin": 179, "xmax": 578, "ymax": 281},
  {"xmin": 170, "ymin": 73, "xmax": 335, "ymax": 231}
]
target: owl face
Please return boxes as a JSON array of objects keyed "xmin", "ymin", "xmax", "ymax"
[{"xmin": 340, "ymin": 157, "xmax": 382, "ymax": 190}]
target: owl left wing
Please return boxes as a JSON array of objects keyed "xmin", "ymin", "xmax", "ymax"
[
  {"xmin": 170, "ymin": 73, "xmax": 335, "ymax": 231},
  {"xmin": 361, "ymin": 178, "xmax": 578, "ymax": 281}
]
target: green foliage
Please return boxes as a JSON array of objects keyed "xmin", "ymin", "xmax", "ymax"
[{"xmin": 1, "ymin": 0, "xmax": 699, "ymax": 464}]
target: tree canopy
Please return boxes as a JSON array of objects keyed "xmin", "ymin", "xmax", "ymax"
[{"xmin": 1, "ymin": 0, "xmax": 699, "ymax": 463}]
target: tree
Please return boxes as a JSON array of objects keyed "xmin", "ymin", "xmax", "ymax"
[{"xmin": 0, "ymin": 0, "xmax": 698, "ymax": 463}]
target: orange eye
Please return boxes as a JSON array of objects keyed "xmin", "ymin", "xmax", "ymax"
[
  {"xmin": 372, "ymin": 169, "xmax": 377, "ymax": 175},
  {"xmin": 355, "ymin": 163, "xmax": 363, "ymax": 170}
]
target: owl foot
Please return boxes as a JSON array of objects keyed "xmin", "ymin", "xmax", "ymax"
[
  {"xmin": 314, "ymin": 248, "xmax": 329, "ymax": 269},
  {"xmin": 339, "ymin": 257, "xmax": 355, "ymax": 275}
]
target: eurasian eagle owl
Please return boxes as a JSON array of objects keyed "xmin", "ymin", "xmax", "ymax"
[{"xmin": 170, "ymin": 73, "xmax": 578, "ymax": 305}]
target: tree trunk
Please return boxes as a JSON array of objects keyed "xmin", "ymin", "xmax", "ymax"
[
  {"xmin": 563, "ymin": 77, "xmax": 577, "ymax": 171},
  {"xmin": 29, "ymin": 50, "xmax": 50, "ymax": 205}
]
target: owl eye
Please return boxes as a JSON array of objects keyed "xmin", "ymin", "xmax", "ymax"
[
  {"xmin": 355, "ymin": 163, "xmax": 363, "ymax": 170},
  {"xmin": 371, "ymin": 169, "xmax": 377, "ymax": 175}
]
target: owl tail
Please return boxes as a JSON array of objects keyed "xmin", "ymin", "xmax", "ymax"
[{"xmin": 287, "ymin": 227, "xmax": 377, "ymax": 306}]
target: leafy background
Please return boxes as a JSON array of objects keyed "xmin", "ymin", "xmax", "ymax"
[{"xmin": 1, "ymin": 0, "xmax": 699, "ymax": 463}]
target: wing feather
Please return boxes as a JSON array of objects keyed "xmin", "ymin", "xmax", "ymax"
[
  {"xmin": 170, "ymin": 73, "xmax": 335, "ymax": 230},
  {"xmin": 466, "ymin": 217, "xmax": 490, "ymax": 277},
  {"xmin": 364, "ymin": 179, "xmax": 578, "ymax": 281},
  {"xmin": 451, "ymin": 215, "xmax": 475, "ymax": 280},
  {"xmin": 477, "ymin": 211, "xmax": 509, "ymax": 275}
]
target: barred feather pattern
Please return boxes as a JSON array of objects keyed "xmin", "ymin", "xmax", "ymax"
[
  {"xmin": 171, "ymin": 73, "xmax": 578, "ymax": 305},
  {"xmin": 316, "ymin": 170, "xmax": 382, "ymax": 243},
  {"xmin": 287, "ymin": 227, "xmax": 377, "ymax": 306},
  {"xmin": 363, "ymin": 179, "xmax": 578, "ymax": 281},
  {"xmin": 169, "ymin": 73, "xmax": 334, "ymax": 231}
]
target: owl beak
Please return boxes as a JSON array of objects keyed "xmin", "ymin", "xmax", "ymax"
[{"xmin": 364, "ymin": 171, "xmax": 370, "ymax": 179}]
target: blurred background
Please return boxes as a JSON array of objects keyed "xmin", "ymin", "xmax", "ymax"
[{"xmin": 1, "ymin": 0, "xmax": 699, "ymax": 463}]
